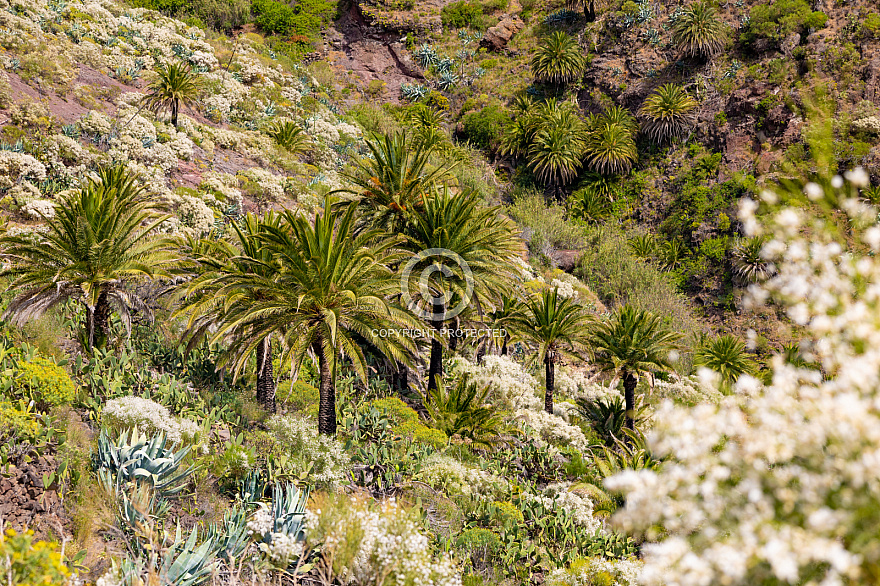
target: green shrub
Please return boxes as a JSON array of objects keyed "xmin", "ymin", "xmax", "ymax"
[
  {"xmin": 0, "ymin": 529, "xmax": 69, "ymax": 586},
  {"xmin": 865, "ymin": 13, "xmax": 880, "ymax": 37},
  {"xmin": 487, "ymin": 500, "xmax": 524, "ymax": 528},
  {"xmin": 251, "ymin": 0, "xmax": 337, "ymax": 38},
  {"xmin": 441, "ymin": 1, "xmax": 485, "ymax": 29},
  {"xmin": 278, "ymin": 380, "xmax": 320, "ymax": 412},
  {"xmin": 740, "ymin": 0, "xmax": 827, "ymax": 45},
  {"xmin": 370, "ymin": 397, "xmax": 420, "ymax": 425},
  {"xmin": 14, "ymin": 357, "xmax": 75, "ymax": 409},
  {"xmin": 461, "ymin": 105, "xmax": 509, "ymax": 151},
  {"xmin": 0, "ymin": 402, "xmax": 44, "ymax": 444},
  {"xmin": 130, "ymin": 0, "xmax": 249, "ymax": 31},
  {"xmin": 396, "ymin": 420, "xmax": 448, "ymax": 448}
]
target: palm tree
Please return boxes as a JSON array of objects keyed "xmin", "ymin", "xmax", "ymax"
[
  {"xmin": 731, "ymin": 236, "xmax": 771, "ymax": 284},
  {"xmin": 424, "ymin": 374, "xmax": 506, "ymax": 444},
  {"xmin": 531, "ymin": 31, "xmax": 587, "ymax": 86},
  {"xmin": 333, "ymin": 131, "xmax": 452, "ymax": 234},
  {"xmin": 566, "ymin": 0, "xmax": 607, "ymax": 21},
  {"xmin": 569, "ymin": 187, "xmax": 612, "ymax": 224},
  {"xmin": 638, "ymin": 84, "xmax": 698, "ymax": 144},
  {"xmin": 528, "ymin": 116, "xmax": 587, "ymax": 189},
  {"xmin": 142, "ymin": 62, "xmax": 202, "ymax": 127},
  {"xmin": 487, "ymin": 292, "xmax": 523, "ymax": 356},
  {"xmin": 176, "ymin": 213, "xmax": 285, "ymax": 412},
  {"xmin": 0, "ymin": 166, "xmax": 174, "ymax": 351},
  {"xmin": 510, "ymin": 288, "xmax": 593, "ymax": 414},
  {"xmin": 267, "ymin": 120, "xmax": 310, "ymax": 155},
  {"xmin": 589, "ymin": 306, "xmax": 681, "ymax": 429},
  {"xmin": 583, "ymin": 116, "xmax": 638, "ymax": 175},
  {"xmin": 695, "ymin": 334, "xmax": 754, "ymax": 390},
  {"xmin": 402, "ymin": 187, "xmax": 521, "ymax": 389},
  {"xmin": 203, "ymin": 200, "xmax": 421, "ymax": 435},
  {"xmin": 673, "ymin": 1, "xmax": 728, "ymax": 59}
]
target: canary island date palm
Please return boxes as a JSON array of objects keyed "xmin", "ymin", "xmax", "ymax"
[
  {"xmin": 673, "ymin": 1, "xmax": 728, "ymax": 59},
  {"xmin": 638, "ymin": 84, "xmax": 698, "ymax": 144},
  {"xmin": 175, "ymin": 212, "xmax": 286, "ymax": 412},
  {"xmin": 531, "ymin": 31, "xmax": 587, "ymax": 86},
  {"xmin": 510, "ymin": 288, "xmax": 593, "ymax": 414},
  {"xmin": 334, "ymin": 131, "xmax": 452, "ymax": 234},
  {"xmin": 206, "ymin": 200, "xmax": 421, "ymax": 435},
  {"xmin": 589, "ymin": 306, "xmax": 681, "ymax": 430},
  {"xmin": 142, "ymin": 62, "xmax": 202, "ymax": 128},
  {"xmin": 267, "ymin": 120, "xmax": 310, "ymax": 155},
  {"xmin": 583, "ymin": 109, "xmax": 638, "ymax": 176},
  {"xmin": 0, "ymin": 165, "xmax": 174, "ymax": 351},
  {"xmin": 695, "ymin": 334, "xmax": 755, "ymax": 392},
  {"xmin": 402, "ymin": 187, "xmax": 522, "ymax": 389}
]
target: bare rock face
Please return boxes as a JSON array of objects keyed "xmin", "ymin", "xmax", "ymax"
[
  {"xmin": 482, "ymin": 16, "xmax": 524, "ymax": 51},
  {"xmin": 780, "ymin": 33, "xmax": 801, "ymax": 57}
]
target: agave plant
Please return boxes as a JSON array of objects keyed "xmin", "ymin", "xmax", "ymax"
[
  {"xmin": 269, "ymin": 482, "xmax": 309, "ymax": 539},
  {"xmin": 161, "ymin": 526, "xmax": 219, "ymax": 586},
  {"xmin": 94, "ymin": 428, "xmax": 195, "ymax": 499},
  {"xmin": 437, "ymin": 71, "xmax": 459, "ymax": 90},
  {"xmin": 267, "ymin": 120, "xmax": 309, "ymax": 154},
  {"xmin": 731, "ymin": 235, "xmax": 771, "ymax": 283},
  {"xmin": 638, "ymin": 84, "xmax": 698, "ymax": 144},
  {"xmin": 207, "ymin": 506, "xmax": 250, "ymax": 562},
  {"xmin": 673, "ymin": 0, "xmax": 728, "ymax": 59},
  {"xmin": 531, "ymin": 31, "xmax": 586, "ymax": 85}
]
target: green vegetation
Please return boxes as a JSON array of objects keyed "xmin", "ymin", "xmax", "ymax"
[
  {"xmin": 638, "ymin": 84, "xmax": 698, "ymax": 144},
  {"xmin": 740, "ymin": 0, "xmax": 828, "ymax": 46},
  {"xmin": 530, "ymin": 32, "xmax": 586, "ymax": 86},
  {"xmin": 672, "ymin": 0, "xmax": 727, "ymax": 58},
  {"xmin": 142, "ymin": 62, "xmax": 202, "ymax": 128}
]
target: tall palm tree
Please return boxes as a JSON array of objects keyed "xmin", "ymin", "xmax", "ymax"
[
  {"xmin": 333, "ymin": 131, "xmax": 453, "ymax": 234},
  {"xmin": 510, "ymin": 288, "xmax": 593, "ymax": 414},
  {"xmin": 142, "ymin": 62, "xmax": 202, "ymax": 127},
  {"xmin": 672, "ymin": 1, "xmax": 728, "ymax": 59},
  {"xmin": 531, "ymin": 31, "xmax": 587, "ymax": 86},
  {"xmin": 0, "ymin": 166, "xmax": 174, "ymax": 351},
  {"xmin": 638, "ymin": 84, "xmax": 698, "ymax": 144},
  {"xmin": 589, "ymin": 306, "xmax": 681, "ymax": 429},
  {"xmin": 488, "ymin": 291, "xmax": 524, "ymax": 356},
  {"xmin": 402, "ymin": 187, "xmax": 521, "ymax": 389},
  {"xmin": 203, "ymin": 200, "xmax": 421, "ymax": 435},
  {"xmin": 176, "ymin": 213, "xmax": 285, "ymax": 412}
]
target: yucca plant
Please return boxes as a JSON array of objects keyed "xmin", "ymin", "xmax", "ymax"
[
  {"xmin": 673, "ymin": 1, "xmax": 728, "ymax": 59},
  {"xmin": 583, "ymin": 119, "xmax": 638, "ymax": 175},
  {"xmin": 268, "ymin": 120, "xmax": 309, "ymax": 154},
  {"xmin": 627, "ymin": 234, "xmax": 656, "ymax": 259},
  {"xmin": 695, "ymin": 334, "xmax": 755, "ymax": 391},
  {"xmin": 731, "ymin": 235, "xmax": 771, "ymax": 284},
  {"xmin": 424, "ymin": 375, "xmax": 506, "ymax": 444},
  {"xmin": 531, "ymin": 31, "xmax": 586, "ymax": 86},
  {"xmin": 638, "ymin": 84, "xmax": 698, "ymax": 144}
]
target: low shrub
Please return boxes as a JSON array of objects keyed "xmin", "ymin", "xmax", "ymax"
[
  {"xmin": 0, "ymin": 529, "xmax": 69, "ymax": 586},
  {"xmin": 441, "ymin": 1, "xmax": 485, "ymax": 29},
  {"xmin": 278, "ymin": 380, "xmax": 319, "ymax": 412},
  {"xmin": 740, "ymin": 0, "xmax": 827, "ymax": 46},
  {"xmin": 102, "ymin": 396, "xmax": 201, "ymax": 444},
  {"xmin": 251, "ymin": 0, "xmax": 337, "ymax": 39},
  {"xmin": 396, "ymin": 419, "xmax": 448, "ymax": 448},
  {"xmin": 461, "ymin": 105, "xmax": 509, "ymax": 151},
  {"xmin": 14, "ymin": 356, "xmax": 75, "ymax": 410},
  {"xmin": 266, "ymin": 413, "xmax": 349, "ymax": 484}
]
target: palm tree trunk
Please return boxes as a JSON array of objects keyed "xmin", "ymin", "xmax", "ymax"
[
  {"xmin": 623, "ymin": 369, "xmax": 637, "ymax": 430},
  {"xmin": 586, "ymin": 0, "xmax": 596, "ymax": 22},
  {"xmin": 94, "ymin": 291, "xmax": 111, "ymax": 349},
  {"xmin": 544, "ymin": 355, "xmax": 555, "ymax": 414},
  {"xmin": 171, "ymin": 98, "xmax": 179, "ymax": 127},
  {"xmin": 428, "ymin": 297, "xmax": 446, "ymax": 390},
  {"xmin": 314, "ymin": 340, "xmax": 336, "ymax": 435},
  {"xmin": 501, "ymin": 335, "xmax": 509, "ymax": 356},
  {"xmin": 86, "ymin": 306, "xmax": 95, "ymax": 352},
  {"xmin": 256, "ymin": 337, "xmax": 276, "ymax": 413}
]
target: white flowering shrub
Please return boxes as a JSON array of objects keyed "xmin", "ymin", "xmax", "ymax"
[
  {"xmin": 650, "ymin": 374, "xmax": 724, "ymax": 405},
  {"xmin": 102, "ymin": 396, "xmax": 200, "ymax": 444},
  {"xmin": 607, "ymin": 168, "xmax": 880, "ymax": 585},
  {"xmin": 266, "ymin": 414, "xmax": 349, "ymax": 485},
  {"xmin": 524, "ymin": 483, "xmax": 602, "ymax": 533},
  {"xmin": 177, "ymin": 195, "xmax": 215, "ymax": 234},
  {"xmin": 0, "ymin": 152, "xmax": 47, "ymax": 191},
  {"xmin": 547, "ymin": 557, "xmax": 641, "ymax": 586},
  {"xmin": 304, "ymin": 496, "xmax": 461, "ymax": 586},
  {"xmin": 516, "ymin": 408, "xmax": 590, "ymax": 451},
  {"xmin": 451, "ymin": 355, "xmax": 542, "ymax": 411},
  {"xmin": 551, "ymin": 278, "xmax": 578, "ymax": 299},
  {"xmin": 415, "ymin": 454, "xmax": 509, "ymax": 501},
  {"xmin": 22, "ymin": 199, "xmax": 55, "ymax": 219}
]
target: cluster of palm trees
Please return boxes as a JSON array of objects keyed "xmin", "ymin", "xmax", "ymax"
[
  {"xmin": 507, "ymin": 0, "xmax": 730, "ymax": 193},
  {"xmin": 0, "ymin": 129, "xmax": 695, "ymax": 436}
]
